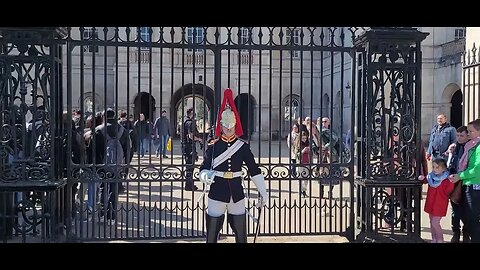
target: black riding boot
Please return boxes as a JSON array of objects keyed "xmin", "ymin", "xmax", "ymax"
[
  {"xmin": 228, "ymin": 213, "xmax": 247, "ymax": 243},
  {"xmin": 206, "ymin": 214, "xmax": 225, "ymax": 243},
  {"xmin": 463, "ymin": 228, "xmax": 471, "ymax": 243},
  {"xmin": 451, "ymin": 228, "xmax": 461, "ymax": 243}
]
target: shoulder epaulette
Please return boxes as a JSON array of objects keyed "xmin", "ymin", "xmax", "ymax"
[
  {"xmin": 238, "ymin": 137, "xmax": 248, "ymax": 144},
  {"xmin": 208, "ymin": 138, "xmax": 219, "ymax": 145}
]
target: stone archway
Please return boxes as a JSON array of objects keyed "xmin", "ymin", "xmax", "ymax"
[
  {"xmin": 441, "ymin": 83, "xmax": 462, "ymax": 126},
  {"xmin": 234, "ymin": 93, "xmax": 256, "ymax": 140},
  {"xmin": 450, "ymin": 90, "xmax": 463, "ymax": 128},
  {"xmin": 133, "ymin": 92, "xmax": 156, "ymax": 121},
  {"xmin": 172, "ymin": 84, "xmax": 214, "ymax": 138}
]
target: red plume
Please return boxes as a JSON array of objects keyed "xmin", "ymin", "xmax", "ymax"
[{"xmin": 214, "ymin": 88, "xmax": 244, "ymax": 137}]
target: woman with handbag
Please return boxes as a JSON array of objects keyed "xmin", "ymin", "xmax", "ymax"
[{"xmin": 449, "ymin": 119, "xmax": 480, "ymax": 243}]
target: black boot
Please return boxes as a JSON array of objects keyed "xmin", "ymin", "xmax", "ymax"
[
  {"xmin": 463, "ymin": 229, "xmax": 471, "ymax": 243},
  {"xmin": 184, "ymin": 181, "xmax": 198, "ymax": 191},
  {"xmin": 206, "ymin": 214, "xmax": 225, "ymax": 243},
  {"xmin": 451, "ymin": 229, "xmax": 461, "ymax": 243},
  {"xmin": 228, "ymin": 213, "xmax": 247, "ymax": 243}
]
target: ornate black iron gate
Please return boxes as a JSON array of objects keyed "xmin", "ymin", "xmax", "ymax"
[
  {"xmin": 60, "ymin": 27, "xmax": 359, "ymax": 241},
  {"xmin": 0, "ymin": 27, "xmax": 429, "ymax": 242}
]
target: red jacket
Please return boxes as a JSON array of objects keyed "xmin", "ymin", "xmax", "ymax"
[{"xmin": 424, "ymin": 178, "xmax": 454, "ymax": 217}]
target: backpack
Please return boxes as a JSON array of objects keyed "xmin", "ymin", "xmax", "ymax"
[{"xmin": 103, "ymin": 127, "xmax": 125, "ymax": 166}]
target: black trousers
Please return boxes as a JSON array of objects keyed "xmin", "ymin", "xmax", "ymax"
[
  {"xmin": 451, "ymin": 200, "xmax": 466, "ymax": 233},
  {"xmin": 463, "ymin": 185, "xmax": 480, "ymax": 243},
  {"xmin": 182, "ymin": 143, "xmax": 196, "ymax": 184}
]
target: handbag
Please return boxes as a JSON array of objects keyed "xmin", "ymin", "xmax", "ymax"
[
  {"xmin": 166, "ymin": 137, "xmax": 172, "ymax": 152},
  {"xmin": 450, "ymin": 181, "xmax": 462, "ymax": 204}
]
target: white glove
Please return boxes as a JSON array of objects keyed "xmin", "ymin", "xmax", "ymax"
[
  {"xmin": 199, "ymin": 169, "xmax": 215, "ymax": 184},
  {"xmin": 251, "ymin": 174, "xmax": 269, "ymax": 207}
]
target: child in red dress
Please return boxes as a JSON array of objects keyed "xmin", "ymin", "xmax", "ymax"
[{"xmin": 418, "ymin": 158, "xmax": 455, "ymax": 243}]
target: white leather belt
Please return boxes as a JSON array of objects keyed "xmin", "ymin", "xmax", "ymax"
[{"xmin": 213, "ymin": 171, "xmax": 243, "ymax": 179}]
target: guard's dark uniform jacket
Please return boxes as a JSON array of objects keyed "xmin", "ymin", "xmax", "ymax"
[{"xmin": 200, "ymin": 134, "xmax": 262, "ymax": 203}]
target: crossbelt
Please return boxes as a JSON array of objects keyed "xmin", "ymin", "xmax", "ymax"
[{"xmin": 212, "ymin": 171, "xmax": 243, "ymax": 179}]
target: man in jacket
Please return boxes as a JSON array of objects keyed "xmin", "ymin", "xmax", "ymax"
[
  {"xmin": 427, "ymin": 114, "xmax": 457, "ymax": 161},
  {"xmin": 94, "ymin": 108, "xmax": 131, "ymax": 221},
  {"xmin": 446, "ymin": 125, "xmax": 470, "ymax": 243},
  {"xmin": 154, "ymin": 110, "xmax": 171, "ymax": 158}
]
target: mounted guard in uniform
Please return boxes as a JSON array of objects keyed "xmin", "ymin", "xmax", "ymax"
[{"xmin": 199, "ymin": 88, "xmax": 268, "ymax": 243}]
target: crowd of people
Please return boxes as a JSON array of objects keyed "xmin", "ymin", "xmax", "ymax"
[
  {"xmin": 286, "ymin": 116, "xmax": 350, "ymax": 198},
  {"xmin": 421, "ymin": 113, "xmax": 480, "ymax": 243}
]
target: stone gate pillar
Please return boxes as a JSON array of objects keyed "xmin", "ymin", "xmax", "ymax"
[{"xmin": 354, "ymin": 27, "xmax": 429, "ymax": 242}]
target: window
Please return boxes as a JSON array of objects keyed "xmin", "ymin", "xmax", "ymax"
[
  {"xmin": 239, "ymin": 27, "xmax": 251, "ymax": 51},
  {"xmin": 455, "ymin": 28, "xmax": 466, "ymax": 40},
  {"xmin": 286, "ymin": 28, "xmax": 300, "ymax": 58},
  {"xmin": 82, "ymin": 28, "xmax": 98, "ymax": 53},
  {"xmin": 187, "ymin": 27, "xmax": 204, "ymax": 52},
  {"xmin": 139, "ymin": 27, "xmax": 151, "ymax": 51},
  {"xmin": 140, "ymin": 27, "xmax": 151, "ymax": 42},
  {"xmin": 83, "ymin": 94, "xmax": 103, "ymax": 118},
  {"xmin": 284, "ymin": 95, "xmax": 300, "ymax": 120}
]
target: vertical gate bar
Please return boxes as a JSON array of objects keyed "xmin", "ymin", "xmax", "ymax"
[
  {"xmin": 268, "ymin": 45, "xmax": 274, "ymax": 234},
  {"xmin": 248, "ymin": 31, "xmax": 253, "ymax": 145},
  {"xmin": 237, "ymin": 29, "xmax": 245, "ymax": 235},
  {"xmin": 462, "ymin": 54, "xmax": 466, "ymax": 125},
  {"xmin": 169, "ymin": 28, "xmax": 175, "ymax": 238},
  {"xmin": 339, "ymin": 46, "xmax": 345, "ymax": 233},
  {"xmin": 299, "ymin": 29, "xmax": 305, "ymax": 234},
  {"xmin": 474, "ymin": 64, "xmax": 477, "ymax": 120},
  {"xmin": 191, "ymin": 31, "xmax": 197, "ymax": 238},
  {"xmin": 40, "ymin": 192, "xmax": 46, "ymax": 242},
  {"xmin": 114, "ymin": 28, "xmax": 122, "ymax": 239},
  {"xmin": 415, "ymin": 39, "xmax": 423, "ymax": 237},
  {"xmin": 279, "ymin": 29, "xmax": 285, "ymax": 234},
  {"xmin": 467, "ymin": 60, "xmax": 470, "ymax": 124},
  {"xmin": 136, "ymin": 27, "xmax": 142, "ymax": 239},
  {"xmin": 247, "ymin": 38, "xmax": 253, "ymax": 236},
  {"xmin": 125, "ymin": 27, "xmax": 131, "ymax": 239},
  {"xmin": 180, "ymin": 29, "xmax": 186, "ymax": 237},
  {"xmin": 288, "ymin": 28, "xmax": 294, "ymax": 231},
  {"xmin": 319, "ymin": 30, "xmax": 325, "ymax": 231},
  {"xmin": 214, "ymin": 42, "xmax": 222, "ymax": 237},
  {"xmin": 309, "ymin": 35, "xmax": 316, "ymax": 232},
  {"xmin": 349, "ymin": 46, "xmax": 357, "ymax": 240},
  {"xmin": 330, "ymin": 36, "xmax": 337, "ymax": 233},
  {"xmin": 147, "ymin": 28, "xmax": 153, "ymax": 239},
  {"xmin": 65, "ymin": 33, "xmax": 73, "ymax": 239},
  {"xmin": 257, "ymin": 33, "xmax": 265, "ymax": 234},
  {"xmin": 288, "ymin": 28, "xmax": 295, "ymax": 230},
  {"xmin": 77, "ymin": 31, "xmax": 88, "ymax": 239},
  {"xmin": 102, "ymin": 28, "xmax": 112, "ymax": 240},
  {"xmin": 158, "ymin": 28, "xmax": 164, "ymax": 238}
]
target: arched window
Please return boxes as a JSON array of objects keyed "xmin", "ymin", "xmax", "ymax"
[
  {"xmin": 82, "ymin": 93, "xmax": 103, "ymax": 118},
  {"xmin": 286, "ymin": 27, "xmax": 300, "ymax": 58},
  {"xmin": 322, "ymin": 93, "xmax": 330, "ymax": 118},
  {"xmin": 139, "ymin": 27, "xmax": 151, "ymax": 42},
  {"xmin": 176, "ymin": 96, "xmax": 211, "ymax": 133},
  {"xmin": 284, "ymin": 95, "xmax": 301, "ymax": 121}
]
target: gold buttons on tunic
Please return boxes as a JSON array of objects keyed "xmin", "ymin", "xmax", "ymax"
[{"xmin": 228, "ymin": 168, "xmax": 231, "ymax": 171}]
